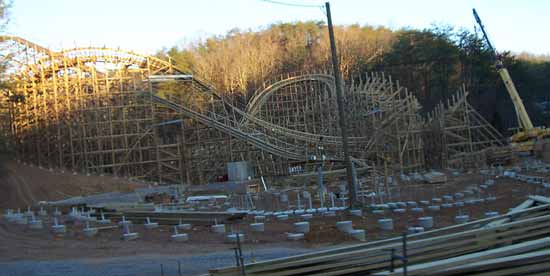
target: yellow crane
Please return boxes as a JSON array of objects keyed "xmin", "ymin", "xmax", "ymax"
[{"xmin": 473, "ymin": 8, "xmax": 550, "ymax": 153}]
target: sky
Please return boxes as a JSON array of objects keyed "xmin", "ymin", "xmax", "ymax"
[{"xmin": 5, "ymin": 0, "xmax": 549, "ymax": 55}]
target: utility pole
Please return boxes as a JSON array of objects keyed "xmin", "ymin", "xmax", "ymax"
[{"xmin": 325, "ymin": 2, "xmax": 356, "ymax": 208}]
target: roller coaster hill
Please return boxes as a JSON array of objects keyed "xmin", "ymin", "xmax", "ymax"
[{"xmin": 0, "ymin": 36, "xmax": 504, "ymax": 185}]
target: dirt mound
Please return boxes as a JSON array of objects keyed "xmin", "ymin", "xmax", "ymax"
[{"xmin": 0, "ymin": 156, "xmax": 145, "ymax": 209}]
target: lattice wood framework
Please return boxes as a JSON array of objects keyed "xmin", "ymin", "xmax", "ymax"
[
  {"xmin": 1, "ymin": 36, "xmax": 473, "ymax": 185},
  {"xmin": 425, "ymin": 87, "xmax": 505, "ymax": 169}
]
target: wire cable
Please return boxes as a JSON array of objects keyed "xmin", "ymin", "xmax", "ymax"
[{"xmin": 259, "ymin": 0, "xmax": 324, "ymax": 8}]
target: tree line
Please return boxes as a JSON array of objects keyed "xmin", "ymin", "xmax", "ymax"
[{"xmin": 157, "ymin": 21, "xmax": 550, "ymax": 134}]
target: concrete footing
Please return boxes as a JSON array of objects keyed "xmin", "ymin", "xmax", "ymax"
[
  {"xmin": 336, "ymin": 221, "xmax": 353, "ymax": 233},
  {"xmin": 349, "ymin": 229, "xmax": 365, "ymax": 241},
  {"xmin": 407, "ymin": 227, "xmax": 424, "ymax": 234},
  {"xmin": 144, "ymin": 217, "xmax": 159, "ymax": 229},
  {"xmin": 350, "ymin": 209, "xmax": 362, "ymax": 217},
  {"xmin": 485, "ymin": 211, "xmax": 499, "ymax": 217},
  {"xmin": 83, "ymin": 224, "xmax": 98, "ymax": 237},
  {"xmin": 276, "ymin": 214, "xmax": 289, "ymax": 221},
  {"xmin": 455, "ymin": 215, "xmax": 469, "ymax": 224},
  {"xmin": 287, "ymin": 233, "xmax": 304, "ymax": 241},
  {"xmin": 122, "ymin": 232, "xmax": 139, "ymax": 241},
  {"xmin": 177, "ymin": 222, "xmax": 192, "ymax": 230},
  {"xmin": 300, "ymin": 214, "xmax": 313, "ymax": 220},
  {"xmin": 393, "ymin": 208, "xmax": 406, "ymax": 214},
  {"xmin": 418, "ymin": 216, "xmax": 434, "ymax": 229},
  {"xmin": 378, "ymin": 219, "xmax": 394, "ymax": 231},
  {"xmin": 171, "ymin": 227, "xmax": 189, "ymax": 242},
  {"xmin": 29, "ymin": 218, "xmax": 43, "ymax": 229},
  {"xmin": 294, "ymin": 222, "xmax": 310, "ymax": 233},
  {"xmin": 226, "ymin": 233, "xmax": 245, "ymax": 243},
  {"xmin": 250, "ymin": 222, "xmax": 265, "ymax": 232}
]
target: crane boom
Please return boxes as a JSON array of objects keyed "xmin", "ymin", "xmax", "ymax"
[{"xmin": 472, "ymin": 8, "xmax": 534, "ymax": 131}]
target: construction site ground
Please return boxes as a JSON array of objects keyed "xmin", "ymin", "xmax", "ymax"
[{"xmin": 1, "ymin": 156, "xmax": 549, "ymax": 275}]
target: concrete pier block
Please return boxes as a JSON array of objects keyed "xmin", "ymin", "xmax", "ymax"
[
  {"xmin": 118, "ymin": 216, "xmax": 132, "ymax": 227},
  {"xmin": 144, "ymin": 217, "xmax": 159, "ymax": 230},
  {"xmin": 122, "ymin": 232, "xmax": 139, "ymax": 241},
  {"xmin": 349, "ymin": 229, "xmax": 366, "ymax": 241},
  {"xmin": 287, "ymin": 233, "xmax": 304, "ymax": 241},
  {"xmin": 300, "ymin": 214, "xmax": 313, "ymax": 220},
  {"xmin": 306, "ymin": 208, "xmax": 317, "ymax": 213},
  {"xmin": 38, "ymin": 207, "xmax": 48, "ymax": 217},
  {"xmin": 53, "ymin": 208, "xmax": 62, "ymax": 217},
  {"xmin": 226, "ymin": 233, "xmax": 245, "ymax": 243},
  {"xmin": 276, "ymin": 214, "xmax": 289, "ymax": 221},
  {"xmin": 97, "ymin": 213, "xmax": 111, "ymax": 225},
  {"xmin": 455, "ymin": 215, "xmax": 469, "ymax": 224},
  {"xmin": 485, "ymin": 211, "xmax": 499, "ymax": 218},
  {"xmin": 378, "ymin": 219, "xmax": 394, "ymax": 231},
  {"xmin": 29, "ymin": 218, "xmax": 43, "ymax": 229},
  {"xmin": 418, "ymin": 216, "xmax": 434, "ymax": 229},
  {"xmin": 177, "ymin": 222, "xmax": 192, "ymax": 231},
  {"xmin": 250, "ymin": 223, "xmax": 265, "ymax": 232},
  {"xmin": 212, "ymin": 224, "xmax": 226, "ymax": 233},
  {"xmin": 51, "ymin": 218, "xmax": 66, "ymax": 234},
  {"xmin": 393, "ymin": 208, "xmax": 406, "ymax": 214},
  {"xmin": 294, "ymin": 209, "xmax": 305, "ymax": 215},
  {"xmin": 15, "ymin": 216, "xmax": 27, "ymax": 225},
  {"xmin": 407, "ymin": 227, "xmax": 424, "ymax": 234},
  {"xmin": 171, "ymin": 227, "xmax": 189, "ymax": 242},
  {"xmin": 336, "ymin": 221, "xmax": 353, "ymax": 233},
  {"xmin": 350, "ymin": 209, "xmax": 362, "ymax": 217},
  {"xmin": 442, "ymin": 195, "xmax": 453, "ymax": 202},
  {"xmin": 83, "ymin": 223, "xmax": 98, "ymax": 237},
  {"xmin": 294, "ymin": 222, "xmax": 310, "ymax": 233},
  {"xmin": 324, "ymin": 211, "xmax": 337, "ymax": 217},
  {"xmin": 372, "ymin": 210, "xmax": 385, "ymax": 215}
]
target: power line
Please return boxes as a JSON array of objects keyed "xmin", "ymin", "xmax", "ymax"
[{"xmin": 259, "ymin": 0, "xmax": 324, "ymax": 8}]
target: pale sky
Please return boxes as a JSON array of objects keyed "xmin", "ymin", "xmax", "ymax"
[{"xmin": 5, "ymin": 0, "xmax": 549, "ymax": 55}]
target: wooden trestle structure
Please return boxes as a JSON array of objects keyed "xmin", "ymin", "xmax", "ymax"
[{"xmin": 0, "ymin": 36, "xmax": 504, "ymax": 184}]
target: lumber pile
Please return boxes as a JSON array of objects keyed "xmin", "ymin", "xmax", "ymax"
[
  {"xmin": 209, "ymin": 196, "xmax": 550, "ymax": 276},
  {"xmin": 101, "ymin": 210, "xmax": 247, "ymax": 225}
]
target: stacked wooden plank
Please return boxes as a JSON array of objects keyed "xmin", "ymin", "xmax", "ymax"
[
  {"xmin": 101, "ymin": 210, "xmax": 247, "ymax": 225},
  {"xmin": 209, "ymin": 196, "xmax": 550, "ymax": 276}
]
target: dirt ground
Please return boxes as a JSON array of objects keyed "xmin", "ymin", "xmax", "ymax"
[
  {"xmin": 0, "ymin": 156, "xmax": 144, "ymax": 209},
  {"xmin": 0, "ymin": 155, "xmax": 549, "ymax": 263}
]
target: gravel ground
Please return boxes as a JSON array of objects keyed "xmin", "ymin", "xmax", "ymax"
[{"xmin": 0, "ymin": 247, "xmax": 312, "ymax": 276}]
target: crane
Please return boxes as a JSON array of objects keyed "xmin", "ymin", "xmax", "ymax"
[{"xmin": 472, "ymin": 8, "xmax": 548, "ymax": 152}]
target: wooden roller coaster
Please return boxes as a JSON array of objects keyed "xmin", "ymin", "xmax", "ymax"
[{"xmin": 0, "ymin": 36, "xmax": 503, "ymax": 185}]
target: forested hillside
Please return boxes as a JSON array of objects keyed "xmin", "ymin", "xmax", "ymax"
[{"xmin": 158, "ymin": 21, "xmax": 550, "ymax": 134}]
